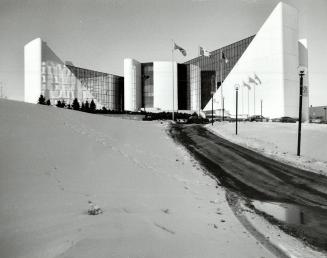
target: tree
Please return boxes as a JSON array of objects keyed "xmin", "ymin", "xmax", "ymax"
[
  {"xmin": 38, "ymin": 95, "xmax": 46, "ymax": 105},
  {"xmin": 90, "ymin": 99, "xmax": 96, "ymax": 113},
  {"xmin": 46, "ymin": 99, "xmax": 51, "ymax": 106},
  {"xmin": 72, "ymin": 98, "xmax": 80, "ymax": 110},
  {"xmin": 81, "ymin": 102, "xmax": 85, "ymax": 111},
  {"xmin": 61, "ymin": 100, "xmax": 66, "ymax": 108},
  {"xmin": 56, "ymin": 100, "xmax": 62, "ymax": 107},
  {"xmin": 84, "ymin": 100, "xmax": 90, "ymax": 112}
]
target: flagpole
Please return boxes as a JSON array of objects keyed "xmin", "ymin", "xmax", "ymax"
[
  {"xmin": 198, "ymin": 46, "xmax": 200, "ymax": 116},
  {"xmin": 254, "ymin": 84, "xmax": 256, "ymax": 115},
  {"xmin": 220, "ymin": 50, "xmax": 223, "ymax": 121},
  {"xmin": 242, "ymin": 86, "xmax": 244, "ymax": 116},
  {"xmin": 248, "ymin": 88, "xmax": 250, "ymax": 117},
  {"xmin": 172, "ymin": 40, "xmax": 175, "ymax": 121}
]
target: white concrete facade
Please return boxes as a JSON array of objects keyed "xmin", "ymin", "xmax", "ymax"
[
  {"xmin": 123, "ymin": 59, "xmax": 141, "ymax": 111},
  {"xmin": 298, "ymin": 39, "xmax": 309, "ymax": 121},
  {"xmin": 123, "ymin": 60, "xmax": 178, "ymax": 112},
  {"xmin": 189, "ymin": 64, "xmax": 201, "ymax": 112},
  {"xmin": 24, "ymin": 38, "xmax": 103, "ymax": 107},
  {"xmin": 153, "ymin": 61, "xmax": 177, "ymax": 111},
  {"xmin": 24, "ymin": 38, "xmax": 42, "ymax": 103},
  {"xmin": 203, "ymin": 2, "xmax": 309, "ymax": 120}
]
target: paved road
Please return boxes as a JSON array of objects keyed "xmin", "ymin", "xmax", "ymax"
[{"xmin": 169, "ymin": 124, "xmax": 327, "ymax": 250}]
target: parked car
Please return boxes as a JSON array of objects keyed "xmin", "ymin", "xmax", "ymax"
[
  {"xmin": 280, "ymin": 116, "xmax": 297, "ymax": 123},
  {"xmin": 187, "ymin": 115, "xmax": 209, "ymax": 124},
  {"xmin": 246, "ymin": 115, "xmax": 267, "ymax": 122},
  {"xmin": 272, "ymin": 116, "xmax": 297, "ymax": 123},
  {"xmin": 271, "ymin": 117, "xmax": 281, "ymax": 122},
  {"xmin": 311, "ymin": 118, "xmax": 322, "ymax": 124},
  {"xmin": 142, "ymin": 114, "xmax": 153, "ymax": 121}
]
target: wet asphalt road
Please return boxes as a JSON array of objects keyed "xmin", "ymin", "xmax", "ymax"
[{"xmin": 169, "ymin": 124, "xmax": 327, "ymax": 250}]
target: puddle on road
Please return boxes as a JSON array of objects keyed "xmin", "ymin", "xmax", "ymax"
[
  {"xmin": 251, "ymin": 200, "xmax": 327, "ymax": 250},
  {"xmin": 252, "ymin": 201, "xmax": 306, "ymax": 225}
]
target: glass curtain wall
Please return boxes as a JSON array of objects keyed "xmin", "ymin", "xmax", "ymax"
[
  {"xmin": 184, "ymin": 35, "xmax": 255, "ymax": 109},
  {"xmin": 141, "ymin": 63, "xmax": 154, "ymax": 108},
  {"xmin": 67, "ymin": 65, "xmax": 124, "ymax": 111}
]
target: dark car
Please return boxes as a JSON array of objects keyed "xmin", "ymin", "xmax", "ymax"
[
  {"xmin": 271, "ymin": 117, "xmax": 281, "ymax": 122},
  {"xmin": 187, "ymin": 115, "xmax": 210, "ymax": 124},
  {"xmin": 272, "ymin": 116, "xmax": 297, "ymax": 123},
  {"xmin": 280, "ymin": 116, "xmax": 297, "ymax": 123},
  {"xmin": 246, "ymin": 115, "xmax": 266, "ymax": 122},
  {"xmin": 142, "ymin": 114, "xmax": 153, "ymax": 121}
]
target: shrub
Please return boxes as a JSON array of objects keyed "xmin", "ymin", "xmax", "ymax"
[
  {"xmin": 72, "ymin": 98, "xmax": 80, "ymax": 110},
  {"xmin": 38, "ymin": 95, "xmax": 46, "ymax": 105},
  {"xmin": 90, "ymin": 100, "xmax": 96, "ymax": 113}
]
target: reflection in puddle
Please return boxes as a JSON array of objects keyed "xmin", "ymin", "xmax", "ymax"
[
  {"xmin": 252, "ymin": 201, "xmax": 305, "ymax": 225},
  {"xmin": 251, "ymin": 200, "xmax": 327, "ymax": 250}
]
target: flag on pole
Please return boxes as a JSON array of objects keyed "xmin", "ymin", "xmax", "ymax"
[
  {"xmin": 243, "ymin": 81, "xmax": 251, "ymax": 90},
  {"xmin": 174, "ymin": 43, "xmax": 187, "ymax": 56},
  {"xmin": 254, "ymin": 73, "xmax": 262, "ymax": 84},
  {"xmin": 199, "ymin": 46, "xmax": 210, "ymax": 57},
  {"xmin": 248, "ymin": 76, "xmax": 258, "ymax": 85},
  {"xmin": 222, "ymin": 52, "xmax": 229, "ymax": 63}
]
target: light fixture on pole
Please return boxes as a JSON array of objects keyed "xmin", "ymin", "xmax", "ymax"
[
  {"xmin": 220, "ymin": 51, "xmax": 228, "ymax": 121},
  {"xmin": 235, "ymin": 83, "xmax": 240, "ymax": 135},
  {"xmin": 297, "ymin": 66, "xmax": 307, "ymax": 156},
  {"xmin": 211, "ymin": 75, "xmax": 215, "ymax": 126},
  {"xmin": 260, "ymin": 99, "xmax": 263, "ymax": 122}
]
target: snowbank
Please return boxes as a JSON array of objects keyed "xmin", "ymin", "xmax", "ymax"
[
  {"xmin": 0, "ymin": 100, "xmax": 275, "ymax": 258},
  {"xmin": 206, "ymin": 122, "xmax": 327, "ymax": 176}
]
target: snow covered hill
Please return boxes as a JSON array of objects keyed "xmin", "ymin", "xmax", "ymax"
[{"xmin": 0, "ymin": 100, "xmax": 276, "ymax": 258}]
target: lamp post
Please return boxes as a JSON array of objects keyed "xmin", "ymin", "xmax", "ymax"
[
  {"xmin": 235, "ymin": 84, "xmax": 239, "ymax": 135},
  {"xmin": 297, "ymin": 66, "xmax": 307, "ymax": 156},
  {"xmin": 222, "ymin": 97, "xmax": 224, "ymax": 122},
  {"xmin": 260, "ymin": 99, "xmax": 263, "ymax": 122},
  {"xmin": 211, "ymin": 92, "xmax": 214, "ymax": 126}
]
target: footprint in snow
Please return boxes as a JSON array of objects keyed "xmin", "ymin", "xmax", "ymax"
[
  {"xmin": 161, "ymin": 208, "xmax": 170, "ymax": 214},
  {"xmin": 154, "ymin": 223, "xmax": 175, "ymax": 235}
]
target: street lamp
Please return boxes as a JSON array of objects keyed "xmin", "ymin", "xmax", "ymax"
[
  {"xmin": 235, "ymin": 84, "xmax": 239, "ymax": 135},
  {"xmin": 211, "ymin": 75, "xmax": 215, "ymax": 126},
  {"xmin": 260, "ymin": 99, "xmax": 263, "ymax": 122},
  {"xmin": 297, "ymin": 66, "xmax": 307, "ymax": 156}
]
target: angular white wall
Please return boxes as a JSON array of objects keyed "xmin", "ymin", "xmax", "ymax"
[
  {"xmin": 124, "ymin": 58, "xmax": 141, "ymax": 111},
  {"xmin": 298, "ymin": 39, "xmax": 309, "ymax": 121},
  {"xmin": 204, "ymin": 2, "xmax": 302, "ymax": 120},
  {"xmin": 153, "ymin": 61, "xmax": 177, "ymax": 111},
  {"xmin": 25, "ymin": 38, "xmax": 103, "ymax": 107},
  {"xmin": 24, "ymin": 38, "xmax": 42, "ymax": 103},
  {"xmin": 283, "ymin": 3, "xmax": 300, "ymax": 118}
]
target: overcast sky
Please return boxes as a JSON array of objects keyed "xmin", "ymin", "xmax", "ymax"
[{"xmin": 0, "ymin": 0, "xmax": 326, "ymax": 105}]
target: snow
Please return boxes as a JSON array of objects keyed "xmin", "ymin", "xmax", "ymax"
[
  {"xmin": 0, "ymin": 100, "xmax": 276, "ymax": 258},
  {"xmin": 206, "ymin": 121, "xmax": 327, "ymax": 176}
]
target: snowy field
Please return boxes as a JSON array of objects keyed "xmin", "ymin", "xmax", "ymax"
[
  {"xmin": 207, "ymin": 121, "xmax": 327, "ymax": 176},
  {"xmin": 0, "ymin": 100, "xmax": 276, "ymax": 258}
]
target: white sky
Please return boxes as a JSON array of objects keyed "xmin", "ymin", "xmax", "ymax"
[{"xmin": 0, "ymin": 0, "xmax": 326, "ymax": 105}]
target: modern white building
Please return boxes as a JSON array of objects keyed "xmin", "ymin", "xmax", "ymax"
[
  {"xmin": 24, "ymin": 2, "xmax": 309, "ymax": 120},
  {"xmin": 24, "ymin": 38, "xmax": 124, "ymax": 110},
  {"xmin": 124, "ymin": 2, "xmax": 309, "ymax": 120}
]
